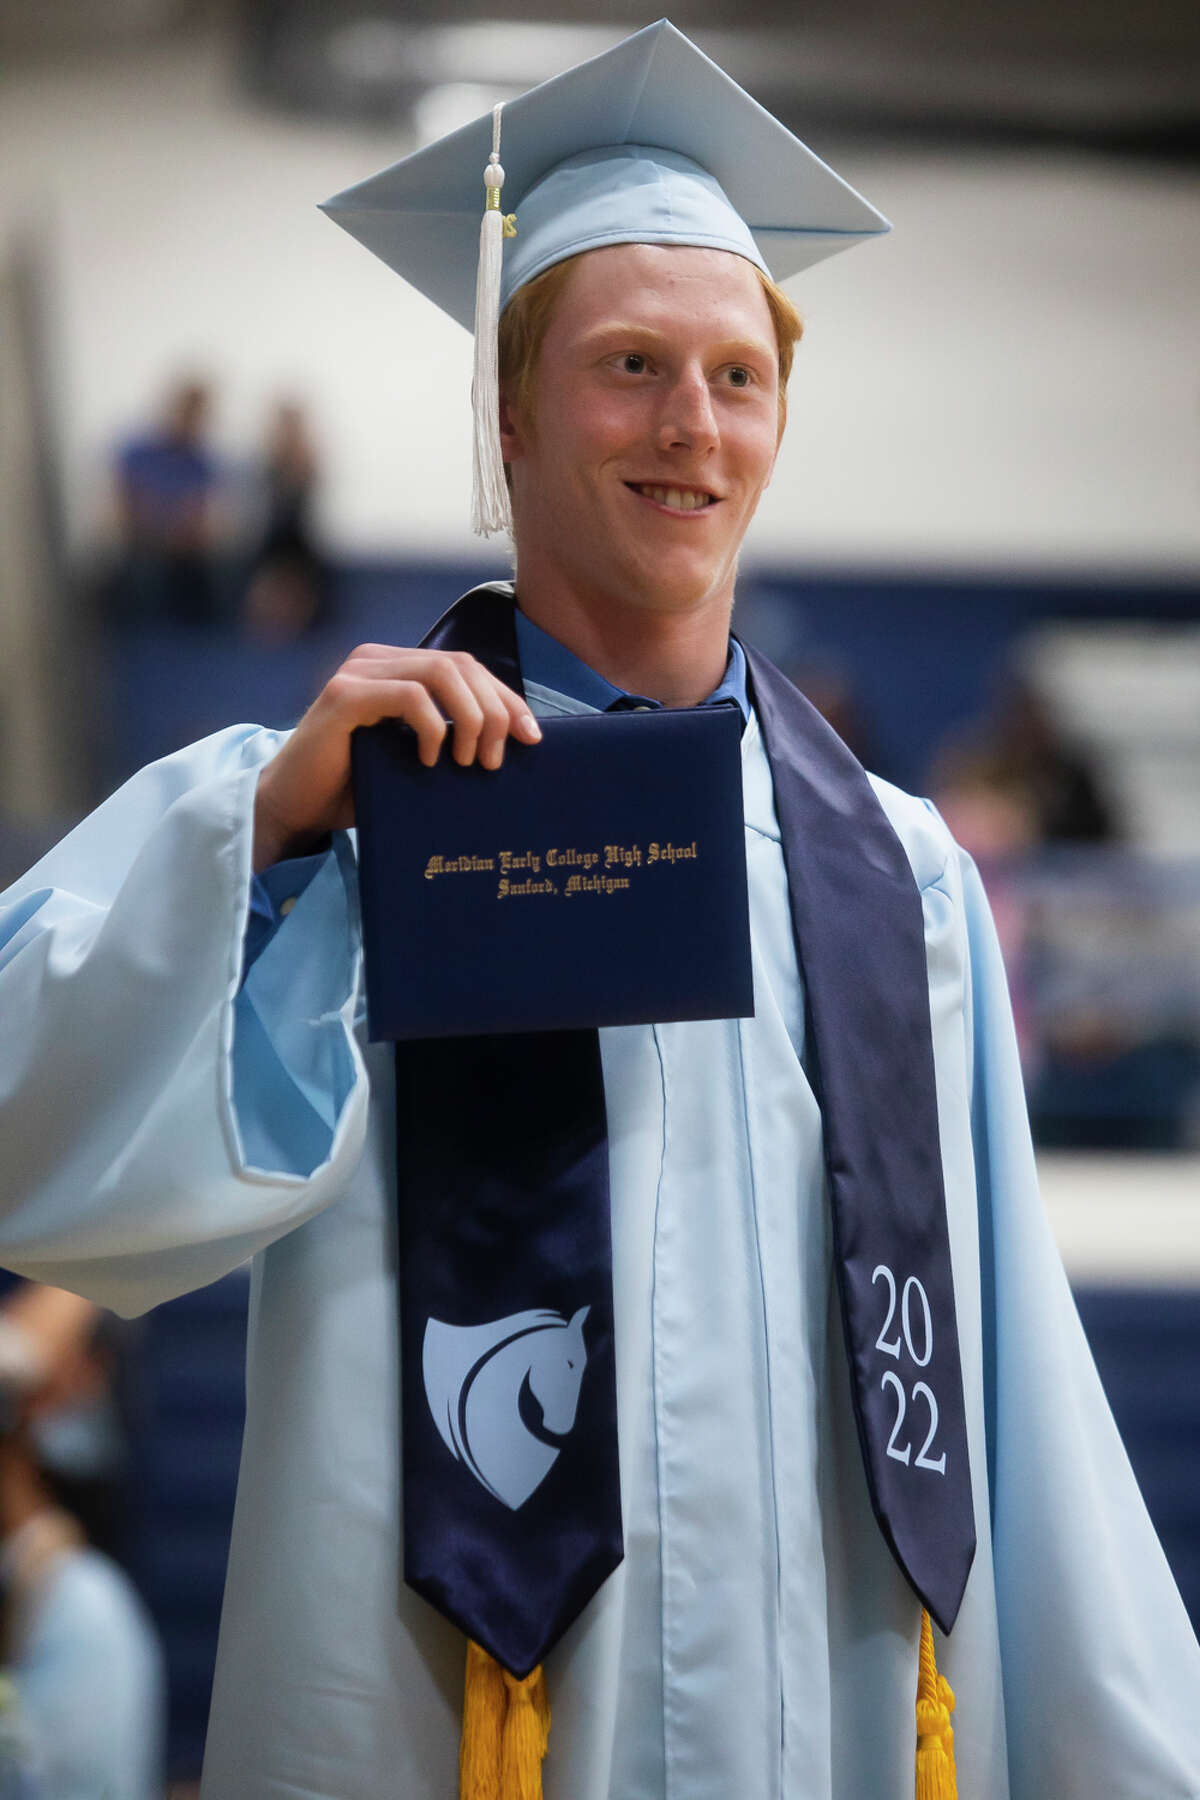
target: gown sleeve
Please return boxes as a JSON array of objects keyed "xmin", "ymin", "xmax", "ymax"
[
  {"xmin": 0, "ymin": 726, "xmax": 370, "ymax": 1317},
  {"xmin": 962, "ymin": 847, "xmax": 1200, "ymax": 1797}
]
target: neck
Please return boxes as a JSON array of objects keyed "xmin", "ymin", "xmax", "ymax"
[
  {"xmin": 513, "ymin": 572, "xmax": 733, "ymax": 708},
  {"xmin": 0, "ymin": 1439, "xmax": 50, "ymax": 1541}
]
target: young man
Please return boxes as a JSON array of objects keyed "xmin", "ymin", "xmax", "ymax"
[{"xmin": 0, "ymin": 23, "xmax": 1197, "ymax": 1800}]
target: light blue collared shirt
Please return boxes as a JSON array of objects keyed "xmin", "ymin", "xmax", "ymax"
[{"xmin": 513, "ymin": 608, "xmax": 749, "ymax": 722}]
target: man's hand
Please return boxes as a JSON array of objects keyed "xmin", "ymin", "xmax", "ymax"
[{"xmin": 253, "ymin": 644, "xmax": 542, "ymax": 872}]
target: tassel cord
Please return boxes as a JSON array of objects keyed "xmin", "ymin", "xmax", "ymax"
[
  {"xmin": 471, "ymin": 103, "xmax": 514, "ymax": 538},
  {"xmin": 915, "ymin": 1606, "xmax": 958, "ymax": 1800}
]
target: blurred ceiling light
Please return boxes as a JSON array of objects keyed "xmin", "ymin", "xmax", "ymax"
[
  {"xmin": 326, "ymin": 19, "xmax": 421, "ymax": 85},
  {"xmin": 410, "ymin": 23, "xmax": 624, "ymax": 86},
  {"xmin": 0, "ymin": 0, "xmax": 189, "ymax": 53},
  {"xmin": 326, "ymin": 19, "xmax": 623, "ymax": 95},
  {"xmin": 412, "ymin": 83, "xmax": 525, "ymax": 149},
  {"xmin": 262, "ymin": 6, "xmax": 1199, "ymax": 153}
]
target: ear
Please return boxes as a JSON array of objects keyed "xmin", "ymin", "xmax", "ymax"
[
  {"xmin": 498, "ymin": 386, "xmax": 527, "ymax": 465},
  {"xmin": 764, "ymin": 421, "xmax": 785, "ymax": 488}
]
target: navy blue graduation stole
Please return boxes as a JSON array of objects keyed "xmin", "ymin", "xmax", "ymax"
[
  {"xmin": 394, "ymin": 593, "xmax": 622, "ymax": 1679},
  {"xmin": 395, "ymin": 584, "xmax": 975, "ymax": 1682},
  {"xmin": 746, "ymin": 648, "xmax": 976, "ymax": 1634}
]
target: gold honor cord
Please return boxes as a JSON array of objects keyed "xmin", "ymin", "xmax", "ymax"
[
  {"xmin": 460, "ymin": 1640, "xmax": 550, "ymax": 1800},
  {"xmin": 916, "ymin": 1607, "xmax": 959, "ymax": 1799},
  {"xmin": 456, "ymin": 1608, "xmax": 958, "ymax": 1799}
]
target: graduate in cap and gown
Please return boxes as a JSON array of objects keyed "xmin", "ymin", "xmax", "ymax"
[{"xmin": 1, "ymin": 22, "xmax": 1199, "ymax": 1800}]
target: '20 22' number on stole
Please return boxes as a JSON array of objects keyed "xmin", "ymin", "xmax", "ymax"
[{"xmin": 872, "ymin": 1265, "xmax": 946, "ymax": 1475}]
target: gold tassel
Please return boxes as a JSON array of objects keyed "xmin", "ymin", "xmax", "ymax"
[
  {"xmin": 501, "ymin": 1663, "xmax": 550, "ymax": 1800},
  {"xmin": 466, "ymin": 1614, "xmax": 952, "ymax": 1800},
  {"xmin": 460, "ymin": 1640, "xmax": 505, "ymax": 1800},
  {"xmin": 915, "ymin": 1606, "xmax": 958, "ymax": 1800},
  {"xmin": 459, "ymin": 1640, "xmax": 550, "ymax": 1800}
]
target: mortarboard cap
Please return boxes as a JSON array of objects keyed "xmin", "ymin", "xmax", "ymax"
[{"xmin": 320, "ymin": 19, "xmax": 890, "ymax": 534}]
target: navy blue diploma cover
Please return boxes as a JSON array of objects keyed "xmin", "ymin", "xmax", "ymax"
[{"xmin": 352, "ymin": 706, "xmax": 753, "ymax": 1041}]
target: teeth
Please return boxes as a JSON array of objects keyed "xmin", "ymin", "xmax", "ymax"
[{"xmin": 636, "ymin": 484, "xmax": 711, "ymax": 511}]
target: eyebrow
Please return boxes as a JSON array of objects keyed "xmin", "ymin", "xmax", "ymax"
[{"xmin": 576, "ymin": 324, "xmax": 774, "ymax": 362}]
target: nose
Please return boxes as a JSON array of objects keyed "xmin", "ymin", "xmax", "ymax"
[{"xmin": 656, "ymin": 364, "xmax": 718, "ymax": 457}]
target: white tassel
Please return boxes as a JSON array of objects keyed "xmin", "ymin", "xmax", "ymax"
[{"xmin": 471, "ymin": 104, "xmax": 514, "ymax": 538}]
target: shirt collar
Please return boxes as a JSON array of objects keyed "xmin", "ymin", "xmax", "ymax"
[{"xmin": 513, "ymin": 607, "xmax": 750, "ymax": 724}]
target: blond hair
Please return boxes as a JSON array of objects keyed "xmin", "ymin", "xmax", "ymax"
[{"xmin": 498, "ymin": 252, "xmax": 803, "ymax": 442}]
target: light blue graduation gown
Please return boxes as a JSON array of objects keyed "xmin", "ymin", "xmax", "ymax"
[
  {"xmin": 1, "ymin": 697, "xmax": 1198, "ymax": 1799},
  {"xmin": 5, "ymin": 1534, "xmax": 165, "ymax": 1800}
]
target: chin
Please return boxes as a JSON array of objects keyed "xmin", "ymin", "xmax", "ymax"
[{"xmin": 629, "ymin": 553, "xmax": 732, "ymax": 614}]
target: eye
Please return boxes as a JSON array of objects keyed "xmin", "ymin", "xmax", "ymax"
[
  {"xmin": 725, "ymin": 365, "xmax": 752, "ymax": 388},
  {"xmin": 620, "ymin": 352, "xmax": 647, "ymax": 374}
]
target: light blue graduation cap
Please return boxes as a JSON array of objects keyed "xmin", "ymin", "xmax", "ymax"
[{"xmin": 321, "ymin": 20, "xmax": 890, "ymax": 536}]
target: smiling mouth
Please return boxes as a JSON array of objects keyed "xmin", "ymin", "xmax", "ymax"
[{"xmin": 626, "ymin": 482, "xmax": 717, "ymax": 513}]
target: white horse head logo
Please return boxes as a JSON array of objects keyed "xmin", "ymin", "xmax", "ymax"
[{"xmin": 422, "ymin": 1307, "xmax": 590, "ymax": 1511}]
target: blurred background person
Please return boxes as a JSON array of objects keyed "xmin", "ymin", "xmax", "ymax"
[
  {"xmin": 933, "ymin": 672, "xmax": 1122, "ymax": 852},
  {"xmin": 931, "ymin": 748, "xmax": 1043, "ymax": 1069},
  {"xmin": 0, "ymin": 1282, "xmax": 134, "ymax": 1570},
  {"xmin": 931, "ymin": 665, "xmax": 1199, "ymax": 1147},
  {"xmin": 781, "ymin": 656, "xmax": 884, "ymax": 777},
  {"xmin": 104, "ymin": 374, "xmax": 230, "ymax": 627},
  {"xmin": 0, "ymin": 1283, "xmax": 165, "ymax": 1799},
  {"xmin": 242, "ymin": 397, "xmax": 331, "ymax": 641}
]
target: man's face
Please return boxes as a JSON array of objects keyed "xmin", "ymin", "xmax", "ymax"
[{"xmin": 503, "ymin": 243, "xmax": 782, "ymax": 626}]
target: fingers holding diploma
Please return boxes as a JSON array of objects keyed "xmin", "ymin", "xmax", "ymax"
[{"xmin": 252, "ymin": 644, "xmax": 541, "ymax": 872}]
